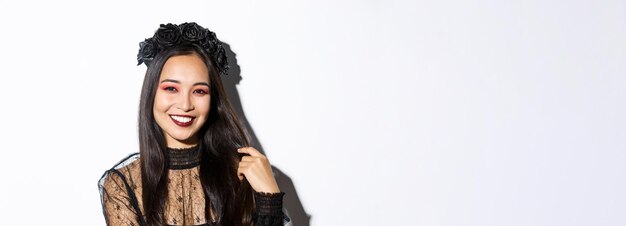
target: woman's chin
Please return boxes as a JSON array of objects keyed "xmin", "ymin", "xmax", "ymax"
[{"xmin": 165, "ymin": 132, "xmax": 199, "ymax": 146}]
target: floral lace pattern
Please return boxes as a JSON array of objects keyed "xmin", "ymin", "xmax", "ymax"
[{"xmin": 98, "ymin": 152, "xmax": 287, "ymax": 226}]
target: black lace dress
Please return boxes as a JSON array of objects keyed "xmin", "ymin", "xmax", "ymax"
[{"xmin": 98, "ymin": 146, "xmax": 288, "ymax": 226}]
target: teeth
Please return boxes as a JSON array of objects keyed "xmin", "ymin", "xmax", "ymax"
[{"xmin": 170, "ymin": 115, "xmax": 193, "ymax": 123}]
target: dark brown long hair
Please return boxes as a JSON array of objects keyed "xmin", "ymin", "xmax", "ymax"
[{"xmin": 138, "ymin": 44, "xmax": 255, "ymax": 226}]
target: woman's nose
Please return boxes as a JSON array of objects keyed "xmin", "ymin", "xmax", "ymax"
[{"xmin": 176, "ymin": 92, "xmax": 195, "ymax": 111}]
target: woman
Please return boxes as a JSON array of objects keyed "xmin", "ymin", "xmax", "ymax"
[{"xmin": 98, "ymin": 22, "xmax": 287, "ymax": 226}]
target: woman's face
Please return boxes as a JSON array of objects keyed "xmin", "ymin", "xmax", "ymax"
[{"xmin": 153, "ymin": 53, "xmax": 211, "ymax": 148}]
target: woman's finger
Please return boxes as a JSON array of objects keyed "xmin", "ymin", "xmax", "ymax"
[
  {"xmin": 238, "ymin": 161, "xmax": 250, "ymax": 168},
  {"xmin": 241, "ymin": 156, "xmax": 255, "ymax": 162},
  {"xmin": 237, "ymin": 147, "xmax": 263, "ymax": 157},
  {"xmin": 237, "ymin": 166, "xmax": 245, "ymax": 180}
]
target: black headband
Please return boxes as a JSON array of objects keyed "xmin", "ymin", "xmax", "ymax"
[{"xmin": 136, "ymin": 22, "xmax": 229, "ymax": 75}]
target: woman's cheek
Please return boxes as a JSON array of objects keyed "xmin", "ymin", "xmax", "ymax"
[{"xmin": 197, "ymin": 97, "xmax": 211, "ymax": 114}]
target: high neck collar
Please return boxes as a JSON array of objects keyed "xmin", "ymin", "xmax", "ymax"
[{"xmin": 166, "ymin": 145, "xmax": 202, "ymax": 170}]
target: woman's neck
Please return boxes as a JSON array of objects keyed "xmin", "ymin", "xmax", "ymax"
[{"xmin": 165, "ymin": 136, "xmax": 199, "ymax": 149}]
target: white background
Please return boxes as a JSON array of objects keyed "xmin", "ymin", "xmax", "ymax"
[{"xmin": 1, "ymin": 0, "xmax": 625, "ymax": 225}]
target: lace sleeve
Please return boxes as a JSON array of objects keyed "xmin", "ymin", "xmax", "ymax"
[
  {"xmin": 254, "ymin": 192, "xmax": 289, "ymax": 226},
  {"xmin": 99, "ymin": 169, "xmax": 146, "ymax": 226}
]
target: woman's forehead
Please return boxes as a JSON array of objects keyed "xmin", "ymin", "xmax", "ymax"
[{"xmin": 160, "ymin": 54, "xmax": 210, "ymax": 83}]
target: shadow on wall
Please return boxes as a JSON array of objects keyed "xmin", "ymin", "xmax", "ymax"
[{"xmin": 221, "ymin": 43, "xmax": 311, "ymax": 226}]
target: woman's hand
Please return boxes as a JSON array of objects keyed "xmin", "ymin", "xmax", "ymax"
[{"xmin": 237, "ymin": 147, "xmax": 281, "ymax": 193}]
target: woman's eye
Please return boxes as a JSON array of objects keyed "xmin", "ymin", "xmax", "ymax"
[
  {"xmin": 164, "ymin": 86, "xmax": 177, "ymax": 92},
  {"xmin": 194, "ymin": 89, "xmax": 208, "ymax": 94}
]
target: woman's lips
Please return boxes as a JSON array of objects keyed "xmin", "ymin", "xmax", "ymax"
[{"xmin": 170, "ymin": 115, "xmax": 195, "ymax": 127}]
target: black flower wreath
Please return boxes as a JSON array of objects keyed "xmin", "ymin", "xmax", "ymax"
[{"xmin": 137, "ymin": 22, "xmax": 229, "ymax": 75}]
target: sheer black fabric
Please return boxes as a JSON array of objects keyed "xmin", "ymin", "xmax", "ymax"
[{"xmin": 98, "ymin": 148, "xmax": 288, "ymax": 226}]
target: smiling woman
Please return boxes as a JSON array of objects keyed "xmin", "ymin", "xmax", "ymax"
[
  {"xmin": 153, "ymin": 54, "xmax": 212, "ymax": 148},
  {"xmin": 98, "ymin": 23, "xmax": 287, "ymax": 226}
]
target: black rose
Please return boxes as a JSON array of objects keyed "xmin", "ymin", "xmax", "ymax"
[
  {"xmin": 214, "ymin": 45, "xmax": 229, "ymax": 75},
  {"xmin": 200, "ymin": 31, "xmax": 217, "ymax": 52},
  {"xmin": 137, "ymin": 38, "xmax": 157, "ymax": 66},
  {"xmin": 180, "ymin": 22, "xmax": 206, "ymax": 42},
  {"xmin": 153, "ymin": 23, "xmax": 181, "ymax": 47}
]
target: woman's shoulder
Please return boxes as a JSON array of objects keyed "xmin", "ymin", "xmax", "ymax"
[
  {"xmin": 98, "ymin": 152, "xmax": 142, "ymax": 190},
  {"xmin": 110, "ymin": 152, "xmax": 141, "ymax": 171}
]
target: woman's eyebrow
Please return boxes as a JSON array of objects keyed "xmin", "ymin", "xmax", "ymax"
[
  {"xmin": 160, "ymin": 79, "xmax": 180, "ymax": 84},
  {"xmin": 193, "ymin": 82, "xmax": 210, "ymax": 87}
]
